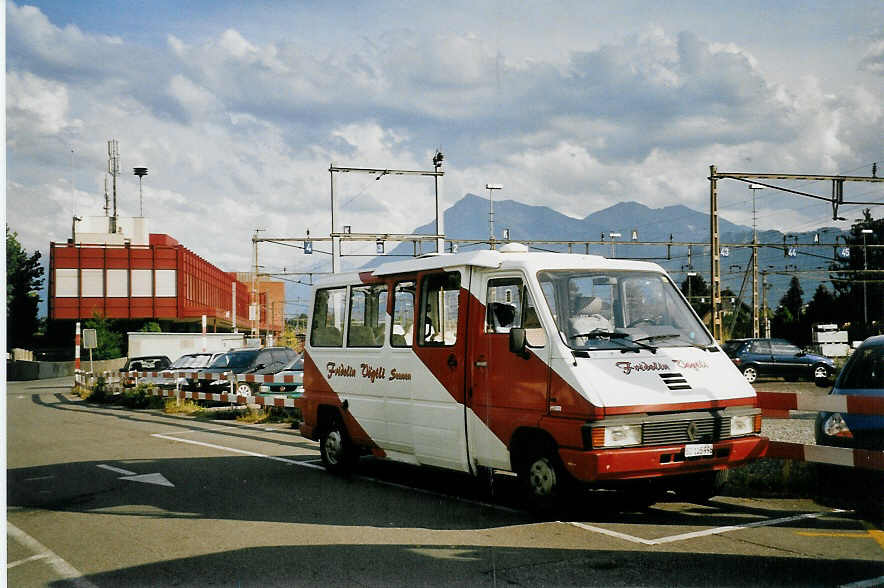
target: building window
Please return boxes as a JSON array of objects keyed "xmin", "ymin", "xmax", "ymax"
[
  {"xmin": 81, "ymin": 269, "xmax": 103, "ymax": 297},
  {"xmin": 132, "ymin": 270, "xmax": 152, "ymax": 296},
  {"xmin": 55, "ymin": 269, "xmax": 78, "ymax": 297},
  {"xmin": 106, "ymin": 269, "xmax": 128, "ymax": 297},
  {"xmin": 156, "ymin": 270, "xmax": 176, "ymax": 297}
]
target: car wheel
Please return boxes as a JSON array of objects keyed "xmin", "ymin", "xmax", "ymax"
[
  {"xmin": 319, "ymin": 414, "xmax": 356, "ymax": 473},
  {"xmin": 813, "ymin": 364, "xmax": 830, "ymax": 380},
  {"xmin": 741, "ymin": 365, "xmax": 758, "ymax": 384},
  {"xmin": 235, "ymin": 382, "xmax": 254, "ymax": 397}
]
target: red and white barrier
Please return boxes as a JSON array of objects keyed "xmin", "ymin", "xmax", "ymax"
[
  {"xmin": 765, "ymin": 442, "xmax": 884, "ymax": 471},
  {"xmin": 757, "ymin": 391, "xmax": 884, "ymax": 419},
  {"xmin": 758, "ymin": 391, "xmax": 884, "ymax": 471}
]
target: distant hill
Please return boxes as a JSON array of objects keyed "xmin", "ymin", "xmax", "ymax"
[{"xmin": 370, "ymin": 194, "xmax": 848, "ymax": 309}]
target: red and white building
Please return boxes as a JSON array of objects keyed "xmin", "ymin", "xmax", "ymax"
[{"xmin": 49, "ymin": 216, "xmax": 283, "ymax": 336}]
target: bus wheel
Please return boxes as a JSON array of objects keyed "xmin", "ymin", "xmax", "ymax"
[
  {"xmin": 519, "ymin": 449, "xmax": 570, "ymax": 511},
  {"xmin": 319, "ymin": 415, "xmax": 355, "ymax": 473}
]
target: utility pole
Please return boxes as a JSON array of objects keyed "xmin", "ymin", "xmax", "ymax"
[
  {"xmin": 252, "ymin": 228, "xmax": 265, "ymax": 337},
  {"xmin": 709, "ymin": 166, "xmax": 723, "ymax": 342},
  {"xmin": 708, "ymin": 166, "xmax": 884, "ymax": 343},
  {"xmin": 486, "ymin": 183, "xmax": 503, "ymax": 250},
  {"xmin": 749, "ymin": 183, "xmax": 763, "ymax": 338}
]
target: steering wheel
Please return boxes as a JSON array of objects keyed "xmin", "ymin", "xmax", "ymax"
[{"xmin": 628, "ymin": 317, "xmax": 659, "ymax": 328}]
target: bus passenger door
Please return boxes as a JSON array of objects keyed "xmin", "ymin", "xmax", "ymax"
[
  {"xmin": 468, "ymin": 274, "xmax": 550, "ymax": 471},
  {"xmin": 410, "ymin": 269, "xmax": 471, "ymax": 472}
]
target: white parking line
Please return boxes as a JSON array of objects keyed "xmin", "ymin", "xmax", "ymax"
[
  {"xmin": 151, "ymin": 433, "xmax": 321, "ymax": 468},
  {"xmin": 151, "ymin": 433, "xmax": 522, "ymax": 513},
  {"xmin": 7, "ymin": 521, "xmax": 98, "ymax": 587},
  {"xmin": 566, "ymin": 510, "xmax": 835, "ymax": 546}
]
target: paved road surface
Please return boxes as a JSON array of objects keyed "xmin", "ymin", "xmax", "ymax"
[{"xmin": 7, "ymin": 376, "xmax": 884, "ymax": 586}]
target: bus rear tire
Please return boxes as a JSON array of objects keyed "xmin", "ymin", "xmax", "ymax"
[{"xmin": 319, "ymin": 414, "xmax": 356, "ymax": 473}]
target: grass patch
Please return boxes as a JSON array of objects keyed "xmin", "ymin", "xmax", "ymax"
[
  {"xmin": 164, "ymin": 399, "xmax": 203, "ymax": 415},
  {"xmin": 120, "ymin": 383, "xmax": 165, "ymax": 409}
]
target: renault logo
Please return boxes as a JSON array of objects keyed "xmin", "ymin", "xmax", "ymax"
[{"xmin": 686, "ymin": 422, "xmax": 699, "ymax": 441}]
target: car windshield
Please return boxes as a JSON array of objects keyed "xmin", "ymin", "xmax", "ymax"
[
  {"xmin": 722, "ymin": 340, "xmax": 745, "ymax": 356},
  {"xmin": 837, "ymin": 345, "xmax": 884, "ymax": 390},
  {"xmin": 284, "ymin": 357, "xmax": 304, "ymax": 371},
  {"xmin": 537, "ymin": 270, "xmax": 713, "ymax": 351},
  {"xmin": 209, "ymin": 350, "xmax": 259, "ymax": 369}
]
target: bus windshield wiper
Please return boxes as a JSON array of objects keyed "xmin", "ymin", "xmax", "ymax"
[
  {"xmin": 632, "ymin": 333, "xmax": 709, "ymax": 350},
  {"xmin": 571, "ymin": 331, "xmax": 657, "ymax": 354}
]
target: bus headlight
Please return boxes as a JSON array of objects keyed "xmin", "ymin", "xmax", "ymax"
[
  {"xmin": 729, "ymin": 414, "xmax": 754, "ymax": 437},
  {"xmin": 603, "ymin": 424, "xmax": 642, "ymax": 447}
]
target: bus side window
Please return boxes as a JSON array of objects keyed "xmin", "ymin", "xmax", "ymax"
[
  {"xmin": 310, "ymin": 287, "xmax": 346, "ymax": 347},
  {"xmin": 392, "ymin": 281, "xmax": 415, "ymax": 347},
  {"xmin": 419, "ymin": 272, "xmax": 460, "ymax": 346},
  {"xmin": 347, "ymin": 285, "xmax": 386, "ymax": 348}
]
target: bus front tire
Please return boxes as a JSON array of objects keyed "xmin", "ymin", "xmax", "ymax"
[{"xmin": 518, "ymin": 449, "xmax": 572, "ymax": 511}]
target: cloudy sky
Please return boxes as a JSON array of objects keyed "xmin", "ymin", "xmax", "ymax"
[{"xmin": 6, "ymin": 1, "xmax": 884, "ymax": 309}]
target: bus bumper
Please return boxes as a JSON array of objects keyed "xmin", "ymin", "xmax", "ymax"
[{"xmin": 558, "ymin": 435, "xmax": 768, "ymax": 483}]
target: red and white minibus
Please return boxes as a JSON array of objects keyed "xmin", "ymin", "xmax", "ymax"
[{"xmin": 296, "ymin": 243, "xmax": 766, "ymax": 506}]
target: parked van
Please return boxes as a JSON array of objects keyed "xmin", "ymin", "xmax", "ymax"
[{"xmin": 296, "ymin": 243, "xmax": 766, "ymax": 506}]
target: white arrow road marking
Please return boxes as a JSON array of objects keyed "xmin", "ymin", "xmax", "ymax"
[
  {"xmin": 119, "ymin": 473, "xmax": 175, "ymax": 487},
  {"xmin": 97, "ymin": 464, "xmax": 174, "ymax": 487},
  {"xmin": 97, "ymin": 464, "xmax": 137, "ymax": 476}
]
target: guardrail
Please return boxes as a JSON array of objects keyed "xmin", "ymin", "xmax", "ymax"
[
  {"xmin": 72, "ymin": 371, "xmax": 883, "ymax": 472},
  {"xmin": 757, "ymin": 391, "xmax": 884, "ymax": 472},
  {"xmin": 73, "ymin": 369, "xmax": 301, "ymax": 402}
]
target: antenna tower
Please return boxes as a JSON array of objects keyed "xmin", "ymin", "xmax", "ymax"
[{"xmin": 107, "ymin": 139, "xmax": 120, "ymax": 232}]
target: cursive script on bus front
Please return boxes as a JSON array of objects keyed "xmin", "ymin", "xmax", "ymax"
[{"xmin": 615, "ymin": 360, "xmax": 671, "ymax": 375}]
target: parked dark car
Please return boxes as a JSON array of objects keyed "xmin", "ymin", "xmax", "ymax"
[
  {"xmin": 119, "ymin": 355, "xmax": 172, "ymax": 387},
  {"xmin": 814, "ymin": 335, "xmax": 884, "ymax": 522},
  {"xmin": 815, "ymin": 335, "xmax": 884, "ymax": 451},
  {"xmin": 258, "ymin": 355, "xmax": 304, "ymax": 395},
  {"xmin": 723, "ymin": 338, "xmax": 835, "ymax": 384},
  {"xmin": 200, "ymin": 347, "xmax": 298, "ymax": 396},
  {"xmin": 157, "ymin": 352, "xmax": 225, "ymax": 390}
]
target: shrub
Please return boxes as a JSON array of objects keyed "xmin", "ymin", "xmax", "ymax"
[{"xmin": 120, "ymin": 383, "xmax": 163, "ymax": 409}]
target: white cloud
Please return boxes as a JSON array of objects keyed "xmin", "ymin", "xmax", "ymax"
[{"xmin": 5, "ymin": 1, "xmax": 883, "ymax": 282}]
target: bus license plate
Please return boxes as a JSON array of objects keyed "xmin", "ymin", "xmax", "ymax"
[{"xmin": 684, "ymin": 443, "xmax": 713, "ymax": 458}]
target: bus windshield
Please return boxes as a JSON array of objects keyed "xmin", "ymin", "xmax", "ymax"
[{"xmin": 537, "ymin": 270, "xmax": 713, "ymax": 351}]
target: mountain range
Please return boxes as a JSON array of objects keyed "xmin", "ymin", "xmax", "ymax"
[{"xmin": 373, "ymin": 194, "xmax": 849, "ymax": 309}]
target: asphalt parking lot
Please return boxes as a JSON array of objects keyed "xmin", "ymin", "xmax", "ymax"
[{"xmin": 6, "ymin": 376, "xmax": 884, "ymax": 587}]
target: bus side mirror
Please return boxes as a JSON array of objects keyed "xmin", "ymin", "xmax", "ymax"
[{"xmin": 509, "ymin": 328, "xmax": 530, "ymax": 359}]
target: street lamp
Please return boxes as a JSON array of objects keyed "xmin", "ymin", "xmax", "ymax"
[{"xmin": 862, "ymin": 228, "xmax": 874, "ymax": 329}]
